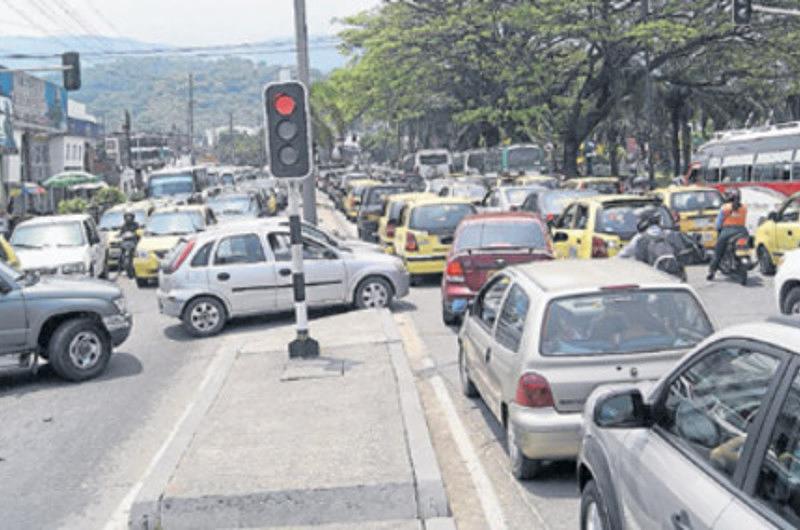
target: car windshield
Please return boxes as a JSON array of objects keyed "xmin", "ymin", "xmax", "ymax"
[
  {"xmin": 420, "ymin": 154, "xmax": 448, "ymax": 165},
  {"xmin": 11, "ymin": 222, "xmax": 85, "ymax": 248},
  {"xmin": 466, "ymin": 152, "xmax": 485, "ymax": 173},
  {"xmin": 503, "ymin": 187, "xmax": 540, "ymax": 207},
  {"xmin": 507, "ymin": 147, "xmax": 543, "ymax": 171},
  {"xmin": 208, "ymin": 196, "xmax": 256, "ymax": 216},
  {"xmin": 145, "ymin": 212, "xmax": 202, "ymax": 236},
  {"xmin": 455, "ymin": 221, "xmax": 547, "ymax": 252},
  {"xmin": 541, "ymin": 289, "xmax": 713, "ymax": 356},
  {"xmin": 587, "ymin": 182, "xmax": 618, "ymax": 194},
  {"xmin": 540, "ymin": 191, "xmax": 593, "ymax": 216},
  {"xmin": 366, "ymin": 187, "xmax": 405, "ymax": 206},
  {"xmin": 410, "ymin": 203, "xmax": 475, "ymax": 234},
  {"xmin": 451, "ymin": 185, "xmax": 486, "ymax": 201},
  {"xmin": 596, "ymin": 203, "xmax": 673, "ymax": 240},
  {"xmin": 99, "ymin": 210, "xmax": 147, "ymax": 230},
  {"xmin": 148, "ymin": 174, "xmax": 194, "ymax": 198},
  {"xmin": 671, "ymin": 190, "xmax": 723, "ymax": 212}
]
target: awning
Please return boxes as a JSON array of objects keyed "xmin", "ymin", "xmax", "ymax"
[{"xmin": 43, "ymin": 171, "xmax": 102, "ymax": 189}]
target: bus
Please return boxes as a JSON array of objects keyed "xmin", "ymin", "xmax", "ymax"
[
  {"xmin": 686, "ymin": 121, "xmax": 800, "ymax": 196},
  {"xmin": 146, "ymin": 166, "xmax": 209, "ymax": 201},
  {"xmin": 500, "ymin": 143, "xmax": 547, "ymax": 176}
]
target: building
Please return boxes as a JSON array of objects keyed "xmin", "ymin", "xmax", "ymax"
[
  {"xmin": 204, "ymin": 125, "xmax": 259, "ymax": 147},
  {"xmin": 48, "ymin": 100, "xmax": 103, "ymax": 175}
]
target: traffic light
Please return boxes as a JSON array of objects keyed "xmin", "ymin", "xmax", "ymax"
[
  {"xmin": 62, "ymin": 52, "xmax": 81, "ymax": 91},
  {"xmin": 732, "ymin": 0, "xmax": 751, "ymax": 26},
  {"xmin": 263, "ymin": 81, "xmax": 311, "ymax": 179}
]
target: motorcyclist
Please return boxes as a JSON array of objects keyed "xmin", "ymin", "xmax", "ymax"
[
  {"xmin": 120, "ymin": 212, "xmax": 140, "ymax": 235},
  {"xmin": 618, "ymin": 209, "xmax": 665, "ymax": 260},
  {"xmin": 707, "ymin": 188, "xmax": 748, "ymax": 281},
  {"xmin": 619, "ymin": 209, "xmax": 686, "ymax": 280}
]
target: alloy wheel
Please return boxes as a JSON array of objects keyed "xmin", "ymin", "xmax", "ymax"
[
  {"xmin": 191, "ymin": 302, "xmax": 220, "ymax": 331},
  {"xmin": 360, "ymin": 281, "xmax": 389, "ymax": 308},
  {"xmin": 68, "ymin": 331, "xmax": 103, "ymax": 370},
  {"xmin": 791, "ymin": 301, "xmax": 800, "ymax": 315}
]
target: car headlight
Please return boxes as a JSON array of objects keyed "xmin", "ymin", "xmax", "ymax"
[
  {"xmin": 112, "ymin": 297, "xmax": 127, "ymax": 314},
  {"xmin": 61, "ymin": 262, "xmax": 87, "ymax": 275},
  {"xmin": 137, "ymin": 250, "xmax": 150, "ymax": 259}
]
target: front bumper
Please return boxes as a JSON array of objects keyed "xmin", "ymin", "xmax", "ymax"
[
  {"xmin": 157, "ymin": 289, "xmax": 186, "ymax": 318},
  {"xmin": 403, "ymin": 254, "xmax": 447, "ymax": 275},
  {"xmin": 509, "ymin": 403, "xmax": 583, "ymax": 460},
  {"xmin": 103, "ymin": 312, "xmax": 133, "ymax": 347},
  {"xmin": 133, "ymin": 254, "xmax": 161, "ymax": 279}
]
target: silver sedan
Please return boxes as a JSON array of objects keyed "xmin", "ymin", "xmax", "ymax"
[{"xmin": 156, "ymin": 221, "xmax": 410, "ymax": 336}]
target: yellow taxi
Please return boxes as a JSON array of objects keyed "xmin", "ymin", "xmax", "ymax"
[
  {"xmin": 0, "ymin": 234, "xmax": 19, "ymax": 269},
  {"xmin": 344, "ymin": 179, "xmax": 380, "ymax": 221},
  {"xmin": 562, "ymin": 177, "xmax": 621, "ymax": 194},
  {"xmin": 133, "ymin": 205, "xmax": 216, "ymax": 287},
  {"xmin": 98, "ymin": 201, "xmax": 155, "ymax": 269},
  {"xmin": 650, "ymin": 185, "xmax": 723, "ymax": 250},
  {"xmin": 377, "ymin": 192, "xmax": 434, "ymax": 253},
  {"xmin": 754, "ymin": 192, "xmax": 800, "ymax": 275},
  {"xmin": 551, "ymin": 195, "xmax": 674, "ymax": 259},
  {"xmin": 393, "ymin": 197, "xmax": 476, "ymax": 282}
]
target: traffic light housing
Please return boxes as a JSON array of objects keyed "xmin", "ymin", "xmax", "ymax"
[
  {"xmin": 62, "ymin": 52, "xmax": 81, "ymax": 91},
  {"xmin": 732, "ymin": 0, "xmax": 751, "ymax": 26},
  {"xmin": 264, "ymin": 81, "xmax": 311, "ymax": 179}
]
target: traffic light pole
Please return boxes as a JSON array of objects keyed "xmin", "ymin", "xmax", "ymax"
[
  {"xmin": 287, "ymin": 180, "xmax": 319, "ymax": 358},
  {"xmin": 293, "ymin": 0, "xmax": 317, "ymax": 225}
]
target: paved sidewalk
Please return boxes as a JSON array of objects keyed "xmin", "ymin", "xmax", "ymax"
[{"xmin": 129, "ymin": 309, "xmax": 452, "ymax": 529}]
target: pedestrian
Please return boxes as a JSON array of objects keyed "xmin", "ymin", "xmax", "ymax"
[{"xmin": 707, "ymin": 187, "xmax": 748, "ymax": 281}]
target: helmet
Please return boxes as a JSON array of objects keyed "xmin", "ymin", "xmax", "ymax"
[
  {"xmin": 123, "ymin": 212, "xmax": 135, "ymax": 222},
  {"xmin": 636, "ymin": 208, "xmax": 662, "ymax": 233},
  {"xmin": 724, "ymin": 187, "xmax": 741, "ymax": 204}
]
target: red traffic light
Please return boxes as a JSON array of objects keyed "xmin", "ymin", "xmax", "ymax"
[{"xmin": 274, "ymin": 93, "xmax": 296, "ymax": 116}]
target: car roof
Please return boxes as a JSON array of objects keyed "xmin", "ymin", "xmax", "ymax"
[
  {"xmin": 570, "ymin": 176, "xmax": 619, "ymax": 182},
  {"xmin": 152, "ymin": 205, "xmax": 205, "ymax": 214},
  {"xmin": 410, "ymin": 197, "xmax": 476, "ymax": 207},
  {"xmin": 717, "ymin": 318, "xmax": 800, "ymax": 354},
  {"xmin": 661, "ymin": 185, "xmax": 721, "ymax": 194},
  {"xmin": 514, "ymin": 259, "xmax": 681, "ymax": 293},
  {"xmin": 461, "ymin": 212, "xmax": 539, "ymax": 224},
  {"xmin": 17, "ymin": 214, "xmax": 89, "ymax": 226},
  {"xmin": 583, "ymin": 194, "xmax": 661, "ymax": 206},
  {"xmin": 386, "ymin": 192, "xmax": 434, "ymax": 204}
]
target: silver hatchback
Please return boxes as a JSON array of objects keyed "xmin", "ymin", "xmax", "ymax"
[
  {"xmin": 458, "ymin": 259, "xmax": 714, "ymax": 479},
  {"xmin": 157, "ymin": 221, "xmax": 409, "ymax": 337}
]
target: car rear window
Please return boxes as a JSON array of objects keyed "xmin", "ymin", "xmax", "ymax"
[
  {"xmin": 367, "ymin": 187, "xmax": 406, "ymax": 206},
  {"xmin": 455, "ymin": 221, "xmax": 547, "ymax": 252},
  {"xmin": 409, "ymin": 203, "xmax": 476, "ymax": 234},
  {"xmin": 191, "ymin": 241, "xmax": 214, "ymax": 267},
  {"xmin": 420, "ymin": 154, "xmax": 448, "ymax": 165},
  {"xmin": 595, "ymin": 203, "xmax": 673, "ymax": 240},
  {"xmin": 671, "ymin": 190, "xmax": 723, "ymax": 212},
  {"xmin": 540, "ymin": 289, "xmax": 713, "ymax": 357}
]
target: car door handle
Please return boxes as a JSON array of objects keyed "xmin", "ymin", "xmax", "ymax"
[
  {"xmin": 278, "ymin": 268, "xmax": 292, "ymax": 277},
  {"xmin": 217, "ymin": 272, "xmax": 230, "ymax": 281},
  {"xmin": 484, "ymin": 348, "xmax": 492, "ymax": 363},
  {"xmin": 671, "ymin": 510, "xmax": 693, "ymax": 530}
]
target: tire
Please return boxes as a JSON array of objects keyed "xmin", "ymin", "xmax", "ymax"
[
  {"xmin": 409, "ymin": 274, "xmax": 423, "ymax": 286},
  {"xmin": 507, "ymin": 418, "xmax": 541, "ymax": 480},
  {"xmin": 135, "ymin": 277, "xmax": 148, "ymax": 288},
  {"xmin": 458, "ymin": 344, "xmax": 478, "ymax": 398},
  {"xmin": 182, "ymin": 296, "xmax": 227, "ymax": 337},
  {"xmin": 354, "ymin": 276, "xmax": 394, "ymax": 309},
  {"xmin": 758, "ymin": 246, "xmax": 777, "ymax": 276},
  {"xmin": 48, "ymin": 318, "xmax": 111, "ymax": 382},
  {"xmin": 580, "ymin": 480, "xmax": 612, "ymax": 530},
  {"xmin": 783, "ymin": 287, "xmax": 800, "ymax": 315}
]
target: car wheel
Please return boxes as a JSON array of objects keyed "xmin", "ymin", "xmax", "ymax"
[
  {"xmin": 458, "ymin": 344, "xmax": 478, "ymax": 398},
  {"xmin": 442, "ymin": 300, "xmax": 459, "ymax": 326},
  {"xmin": 135, "ymin": 277, "xmax": 148, "ymax": 288},
  {"xmin": 355, "ymin": 276, "xmax": 394, "ymax": 309},
  {"xmin": 580, "ymin": 480, "xmax": 612, "ymax": 530},
  {"xmin": 48, "ymin": 318, "xmax": 111, "ymax": 382},
  {"xmin": 758, "ymin": 246, "xmax": 776, "ymax": 276},
  {"xmin": 507, "ymin": 418, "xmax": 541, "ymax": 480},
  {"xmin": 409, "ymin": 274, "xmax": 423, "ymax": 286},
  {"xmin": 182, "ymin": 296, "xmax": 227, "ymax": 337},
  {"xmin": 784, "ymin": 287, "xmax": 800, "ymax": 315}
]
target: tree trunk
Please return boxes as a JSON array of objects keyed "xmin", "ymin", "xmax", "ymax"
[
  {"xmin": 681, "ymin": 113, "xmax": 692, "ymax": 175},
  {"xmin": 671, "ymin": 103, "xmax": 681, "ymax": 177},
  {"xmin": 563, "ymin": 133, "xmax": 580, "ymax": 177}
]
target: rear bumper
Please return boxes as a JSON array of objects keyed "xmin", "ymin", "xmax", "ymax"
[
  {"xmin": 157, "ymin": 289, "xmax": 187, "ymax": 318},
  {"xmin": 509, "ymin": 403, "xmax": 583, "ymax": 460},
  {"xmin": 403, "ymin": 254, "xmax": 447, "ymax": 274},
  {"xmin": 442, "ymin": 284, "xmax": 476, "ymax": 315},
  {"xmin": 133, "ymin": 255, "xmax": 160, "ymax": 279}
]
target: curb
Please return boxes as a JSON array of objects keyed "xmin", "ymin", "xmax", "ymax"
[
  {"xmin": 128, "ymin": 343, "xmax": 239, "ymax": 530},
  {"xmin": 382, "ymin": 310, "xmax": 451, "ymax": 521}
]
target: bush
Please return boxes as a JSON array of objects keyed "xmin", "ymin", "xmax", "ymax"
[
  {"xmin": 93, "ymin": 187, "xmax": 126, "ymax": 207},
  {"xmin": 58, "ymin": 198, "xmax": 89, "ymax": 214}
]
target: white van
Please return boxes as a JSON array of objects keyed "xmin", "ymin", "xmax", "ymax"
[{"xmin": 414, "ymin": 149, "xmax": 451, "ymax": 179}]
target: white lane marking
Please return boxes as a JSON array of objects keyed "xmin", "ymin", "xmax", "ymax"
[
  {"xmin": 430, "ymin": 375, "xmax": 508, "ymax": 530},
  {"xmin": 102, "ymin": 342, "xmax": 234, "ymax": 530}
]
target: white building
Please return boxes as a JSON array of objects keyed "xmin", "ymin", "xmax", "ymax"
[
  {"xmin": 204, "ymin": 125, "xmax": 259, "ymax": 147},
  {"xmin": 48, "ymin": 100, "xmax": 99, "ymax": 174}
]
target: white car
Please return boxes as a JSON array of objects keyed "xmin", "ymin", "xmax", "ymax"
[
  {"xmin": 10, "ymin": 214, "xmax": 107, "ymax": 278},
  {"xmin": 775, "ymin": 248, "xmax": 800, "ymax": 314}
]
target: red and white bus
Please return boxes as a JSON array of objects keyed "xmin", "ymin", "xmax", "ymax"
[{"xmin": 685, "ymin": 122, "xmax": 800, "ymax": 196}]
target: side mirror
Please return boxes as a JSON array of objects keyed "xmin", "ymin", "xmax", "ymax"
[
  {"xmin": 552, "ymin": 231, "xmax": 569, "ymax": 243},
  {"xmin": 324, "ymin": 249, "xmax": 339, "ymax": 260},
  {"xmin": 768, "ymin": 211, "xmax": 779, "ymax": 222},
  {"xmin": 593, "ymin": 389, "xmax": 650, "ymax": 429}
]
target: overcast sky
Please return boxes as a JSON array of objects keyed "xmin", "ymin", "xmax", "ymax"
[{"xmin": 3, "ymin": 1, "xmax": 382, "ymax": 45}]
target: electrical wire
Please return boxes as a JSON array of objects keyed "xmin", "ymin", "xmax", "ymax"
[
  {"xmin": 25, "ymin": 0, "xmax": 107, "ymax": 54},
  {"xmin": 82, "ymin": 0, "xmax": 122, "ymax": 37},
  {"xmin": 0, "ymin": 0, "xmax": 74, "ymax": 50},
  {"xmin": 42, "ymin": 0, "xmax": 111, "ymax": 52}
]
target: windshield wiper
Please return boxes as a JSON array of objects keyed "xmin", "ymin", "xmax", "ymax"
[{"xmin": 12, "ymin": 243, "xmax": 43, "ymax": 249}]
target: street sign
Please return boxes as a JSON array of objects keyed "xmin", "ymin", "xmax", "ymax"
[
  {"xmin": 263, "ymin": 81, "xmax": 311, "ymax": 179},
  {"xmin": 732, "ymin": 0, "xmax": 751, "ymax": 25}
]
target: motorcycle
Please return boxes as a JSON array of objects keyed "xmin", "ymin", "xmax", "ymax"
[
  {"xmin": 718, "ymin": 234, "xmax": 753, "ymax": 286},
  {"xmin": 119, "ymin": 230, "xmax": 138, "ymax": 279}
]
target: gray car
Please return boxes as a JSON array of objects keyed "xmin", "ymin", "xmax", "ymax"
[
  {"xmin": 156, "ymin": 221, "xmax": 410, "ymax": 337},
  {"xmin": 458, "ymin": 259, "xmax": 714, "ymax": 480},
  {"xmin": 0, "ymin": 261, "xmax": 132, "ymax": 381},
  {"xmin": 578, "ymin": 318, "xmax": 800, "ymax": 530}
]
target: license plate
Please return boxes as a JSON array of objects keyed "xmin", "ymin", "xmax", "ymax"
[
  {"xmin": 701, "ymin": 232, "xmax": 715, "ymax": 242},
  {"xmin": 451, "ymin": 299, "xmax": 468, "ymax": 312},
  {"xmin": 692, "ymin": 218, "xmax": 712, "ymax": 228}
]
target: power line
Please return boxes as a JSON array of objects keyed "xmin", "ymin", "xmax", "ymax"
[
  {"xmin": 0, "ymin": 0, "xmax": 74, "ymax": 50},
  {"xmin": 26, "ymin": 0, "xmax": 107, "ymax": 54},
  {"xmin": 42, "ymin": 0, "xmax": 111, "ymax": 52},
  {"xmin": 82, "ymin": 0, "xmax": 122, "ymax": 37}
]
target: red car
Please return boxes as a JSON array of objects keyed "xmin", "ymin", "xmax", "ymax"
[{"xmin": 441, "ymin": 212, "xmax": 553, "ymax": 324}]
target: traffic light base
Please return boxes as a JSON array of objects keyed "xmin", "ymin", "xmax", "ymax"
[{"xmin": 288, "ymin": 334, "xmax": 320, "ymax": 359}]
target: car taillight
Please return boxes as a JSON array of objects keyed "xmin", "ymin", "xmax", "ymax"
[
  {"xmin": 515, "ymin": 373, "xmax": 554, "ymax": 408},
  {"xmin": 736, "ymin": 237, "xmax": 750, "ymax": 249},
  {"xmin": 546, "ymin": 213, "xmax": 555, "ymax": 222},
  {"xmin": 386, "ymin": 223, "xmax": 396, "ymax": 238},
  {"xmin": 445, "ymin": 259, "xmax": 465, "ymax": 283},
  {"xmin": 166, "ymin": 239, "xmax": 195, "ymax": 274},
  {"xmin": 405, "ymin": 232, "xmax": 418, "ymax": 252},
  {"xmin": 591, "ymin": 236, "xmax": 608, "ymax": 258}
]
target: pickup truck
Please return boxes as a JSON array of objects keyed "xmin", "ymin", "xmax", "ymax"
[{"xmin": 0, "ymin": 261, "xmax": 132, "ymax": 381}]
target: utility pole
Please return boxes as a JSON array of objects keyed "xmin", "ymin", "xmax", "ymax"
[
  {"xmin": 188, "ymin": 73, "xmax": 195, "ymax": 165},
  {"xmin": 229, "ymin": 111, "xmax": 235, "ymax": 165},
  {"xmin": 293, "ymin": 0, "xmax": 317, "ymax": 225},
  {"xmin": 642, "ymin": 0, "xmax": 655, "ymax": 184}
]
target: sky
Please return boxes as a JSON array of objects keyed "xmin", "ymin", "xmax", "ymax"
[{"xmin": 1, "ymin": 0, "xmax": 382, "ymax": 45}]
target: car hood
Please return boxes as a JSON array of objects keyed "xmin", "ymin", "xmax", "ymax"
[
  {"xmin": 22, "ymin": 275, "xmax": 121, "ymax": 301},
  {"xmin": 16, "ymin": 246, "xmax": 88, "ymax": 271},
  {"xmin": 138, "ymin": 235, "xmax": 183, "ymax": 252},
  {"xmin": 341, "ymin": 239, "xmax": 383, "ymax": 253},
  {"xmin": 345, "ymin": 247, "xmax": 403, "ymax": 265}
]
